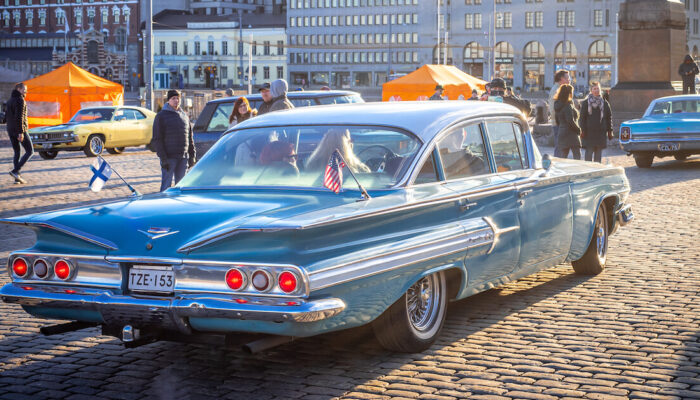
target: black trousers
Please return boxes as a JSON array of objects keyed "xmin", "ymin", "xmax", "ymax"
[
  {"xmin": 585, "ymin": 146, "xmax": 604, "ymax": 163},
  {"xmin": 683, "ymin": 81, "xmax": 696, "ymax": 94},
  {"xmin": 7, "ymin": 131, "xmax": 34, "ymax": 174},
  {"xmin": 556, "ymin": 146, "xmax": 581, "ymax": 160}
]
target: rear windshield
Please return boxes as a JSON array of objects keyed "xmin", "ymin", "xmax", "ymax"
[{"xmin": 649, "ymin": 99, "xmax": 700, "ymax": 115}]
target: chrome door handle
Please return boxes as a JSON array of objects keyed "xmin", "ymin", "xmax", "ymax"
[
  {"xmin": 459, "ymin": 198, "xmax": 477, "ymax": 211},
  {"xmin": 518, "ymin": 189, "xmax": 533, "ymax": 199}
]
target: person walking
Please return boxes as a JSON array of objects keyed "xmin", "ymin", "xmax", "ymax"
[
  {"xmin": 269, "ymin": 79, "xmax": 295, "ymax": 112},
  {"xmin": 678, "ymin": 54, "xmax": 699, "ymax": 94},
  {"xmin": 151, "ymin": 90, "xmax": 196, "ymax": 191},
  {"xmin": 6, "ymin": 82, "xmax": 33, "ymax": 184},
  {"xmin": 579, "ymin": 81, "xmax": 613, "ymax": 163},
  {"xmin": 553, "ymin": 84, "xmax": 582, "ymax": 160},
  {"xmin": 549, "ymin": 70, "xmax": 571, "ymax": 156},
  {"xmin": 429, "ymin": 85, "xmax": 445, "ymax": 100},
  {"xmin": 257, "ymin": 83, "xmax": 273, "ymax": 116}
]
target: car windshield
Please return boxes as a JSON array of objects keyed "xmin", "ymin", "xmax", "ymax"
[
  {"xmin": 178, "ymin": 125, "xmax": 423, "ymax": 190},
  {"xmin": 70, "ymin": 109, "xmax": 114, "ymax": 122},
  {"xmin": 649, "ymin": 99, "xmax": 700, "ymax": 115},
  {"xmin": 316, "ymin": 95, "xmax": 364, "ymax": 105}
]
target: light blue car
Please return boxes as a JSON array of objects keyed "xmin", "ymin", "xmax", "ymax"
[
  {"xmin": 620, "ymin": 94, "xmax": 700, "ymax": 168},
  {"xmin": 1, "ymin": 102, "xmax": 634, "ymax": 353}
]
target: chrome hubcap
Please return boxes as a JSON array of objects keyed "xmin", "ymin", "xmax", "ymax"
[
  {"xmin": 596, "ymin": 211, "xmax": 607, "ymax": 260},
  {"xmin": 91, "ymin": 138, "xmax": 103, "ymax": 154},
  {"xmin": 406, "ymin": 275, "xmax": 439, "ymax": 332}
]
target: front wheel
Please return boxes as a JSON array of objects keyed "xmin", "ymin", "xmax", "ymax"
[
  {"xmin": 572, "ymin": 203, "xmax": 609, "ymax": 275},
  {"xmin": 633, "ymin": 153, "xmax": 654, "ymax": 168},
  {"xmin": 83, "ymin": 135, "xmax": 104, "ymax": 157},
  {"xmin": 106, "ymin": 147, "xmax": 125, "ymax": 155},
  {"xmin": 38, "ymin": 150, "xmax": 58, "ymax": 160},
  {"xmin": 372, "ymin": 271, "xmax": 447, "ymax": 352}
]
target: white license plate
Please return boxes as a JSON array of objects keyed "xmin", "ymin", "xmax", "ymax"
[
  {"xmin": 42, "ymin": 143, "xmax": 53, "ymax": 149},
  {"xmin": 658, "ymin": 143, "xmax": 679, "ymax": 151},
  {"xmin": 128, "ymin": 266, "xmax": 175, "ymax": 292}
]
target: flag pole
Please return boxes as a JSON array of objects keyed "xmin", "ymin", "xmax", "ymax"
[
  {"xmin": 333, "ymin": 149, "xmax": 370, "ymax": 200},
  {"xmin": 97, "ymin": 156, "xmax": 141, "ymax": 197}
]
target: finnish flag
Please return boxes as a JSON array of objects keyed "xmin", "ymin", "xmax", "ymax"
[{"xmin": 89, "ymin": 157, "xmax": 112, "ymax": 192}]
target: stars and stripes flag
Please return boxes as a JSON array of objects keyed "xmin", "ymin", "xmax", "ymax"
[{"xmin": 323, "ymin": 150, "xmax": 345, "ymax": 194}]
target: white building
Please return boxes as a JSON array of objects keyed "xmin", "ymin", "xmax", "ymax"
[{"xmin": 151, "ymin": 10, "xmax": 286, "ymax": 89}]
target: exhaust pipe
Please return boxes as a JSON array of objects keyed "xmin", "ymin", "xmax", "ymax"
[{"xmin": 242, "ymin": 335, "xmax": 295, "ymax": 354}]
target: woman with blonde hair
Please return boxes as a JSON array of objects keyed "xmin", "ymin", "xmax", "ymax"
[
  {"xmin": 305, "ymin": 128, "xmax": 370, "ymax": 173},
  {"xmin": 228, "ymin": 97, "xmax": 257, "ymax": 128},
  {"xmin": 553, "ymin": 84, "xmax": 582, "ymax": 159}
]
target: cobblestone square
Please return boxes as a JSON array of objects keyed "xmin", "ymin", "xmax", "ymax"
[{"xmin": 0, "ymin": 136, "xmax": 698, "ymax": 399}]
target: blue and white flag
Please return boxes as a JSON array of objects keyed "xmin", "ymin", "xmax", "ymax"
[{"xmin": 89, "ymin": 157, "xmax": 112, "ymax": 192}]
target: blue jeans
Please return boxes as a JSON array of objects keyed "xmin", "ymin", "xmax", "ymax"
[
  {"xmin": 160, "ymin": 157, "xmax": 188, "ymax": 191},
  {"xmin": 8, "ymin": 131, "xmax": 34, "ymax": 174},
  {"xmin": 552, "ymin": 125, "xmax": 561, "ymax": 157}
]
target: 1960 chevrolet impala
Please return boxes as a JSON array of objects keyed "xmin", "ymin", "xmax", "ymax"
[{"xmin": 1, "ymin": 102, "xmax": 633, "ymax": 352}]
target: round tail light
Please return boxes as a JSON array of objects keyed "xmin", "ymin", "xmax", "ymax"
[
  {"xmin": 54, "ymin": 260, "xmax": 73, "ymax": 280},
  {"xmin": 33, "ymin": 259, "xmax": 49, "ymax": 278},
  {"xmin": 251, "ymin": 270, "xmax": 271, "ymax": 292},
  {"xmin": 225, "ymin": 268, "xmax": 246, "ymax": 290},
  {"xmin": 278, "ymin": 271, "xmax": 298, "ymax": 293},
  {"xmin": 12, "ymin": 258, "xmax": 29, "ymax": 278}
]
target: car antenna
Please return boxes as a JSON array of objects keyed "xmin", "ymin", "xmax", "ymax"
[
  {"xmin": 97, "ymin": 156, "xmax": 142, "ymax": 197},
  {"xmin": 333, "ymin": 149, "xmax": 371, "ymax": 200}
]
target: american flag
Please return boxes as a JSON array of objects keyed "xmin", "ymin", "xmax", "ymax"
[{"xmin": 323, "ymin": 150, "xmax": 345, "ymax": 193}]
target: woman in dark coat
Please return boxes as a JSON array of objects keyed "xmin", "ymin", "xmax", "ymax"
[
  {"xmin": 579, "ymin": 81, "xmax": 613, "ymax": 163},
  {"xmin": 553, "ymin": 84, "xmax": 582, "ymax": 159}
]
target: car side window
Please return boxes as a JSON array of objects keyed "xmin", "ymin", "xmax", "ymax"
[
  {"xmin": 133, "ymin": 110, "xmax": 147, "ymax": 120},
  {"xmin": 414, "ymin": 152, "xmax": 438, "ymax": 184},
  {"xmin": 437, "ymin": 123, "xmax": 490, "ymax": 180},
  {"xmin": 486, "ymin": 121, "xmax": 526, "ymax": 172},
  {"xmin": 206, "ymin": 102, "xmax": 234, "ymax": 132},
  {"xmin": 651, "ymin": 101, "xmax": 671, "ymax": 115},
  {"xmin": 292, "ymin": 98, "xmax": 313, "ymax": 107},
  {"xmin": 512, "ymin": 123, "xmax": 528, "ymax": 168},
  {"xmin": 123, "ymin": 110, "xmax": 138, "ymax": 120}
]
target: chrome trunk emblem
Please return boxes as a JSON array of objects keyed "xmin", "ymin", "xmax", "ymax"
[{"xmin": 138, "ymin": 227, "xmax": 179, "ymax": 240}]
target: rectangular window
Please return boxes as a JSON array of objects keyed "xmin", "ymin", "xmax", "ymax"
[
  {"xmin": 496, "ymin": 12, "xmax": 503, "ymax": 28},
  {"xmin": 263, "ymin": 41, "xmax": 270, "ymax": 55},
  {"xmin": 535, "ymin": 11, "xmax": 543, "ymax": 27},
  {"xmin": 557, "ymin": 10, "xmax": 565, "ymax": 27},
  {"xmin": 695, "ymin": 19, "xmax": 698, "ymax": 35},
  {"xmin": 252, "ymin": 41, "xmax": 257, "ymax": 55},
  {"xmin": 221, "ymin": 41, "xmax": 227, "ymax": 55},
  {"xmin": 438, "ymin": 124, "xmax": 491, "ymax": 180},
  {"xmin": 208, "ymin": 41, "xmax": 214, "ymax": 54},
  {"xmin": 159, "ymin": 41, "xmax": 165, "ymax": 55},
  {"xmin": 465, "ymin": 14, "xmax": 473, "ymax": 29},
  {"xmin": 184, "ymin": 42, "xmax": 188, "ymax": 55},
  {"xmin": 567, "ymin": 10, "xmax": 575, "ymax": 27},
  {"xmin": 504, "ymin": 12, "xmax": 512, "ymax": 28},
  {"xmin": 195, "ymin": 42, "xmax": 201, "ymax": 55},
  {"xmin": 486, "ymin": 121, "xmax": 525, "ymax": 172},
  {"xmin": 221, "ymin": 66, "xmax": 227, "ymax": 79},
  {"xmin": 277, "ymin": 40, "xmax": 284, "ymax": 55},
  {"xmin": 264, "ymin": 66, "xmax": 270, "ymax": 79},
  {"xmin": 594, "ymin": 10, "xmax": 603, "ymax": 27},
  {"xmin": 277, "ymin": 66, "xmax": 284, "ymax": 79},
  {"xmin": 290, "ymin": 17, "xmax": 295, "ymax": 27},
  {"xmin": 172, "ymin": 41, "xmax": 177, "ymax": 55},
  {"xmin": 695, "ymin": 0, "xmax": 698, "ymax": 12},
  {"xmin": 525, "ymin": 12, "xmax": 533, "ymax": 28},
  {"xmin": 474, "ymin": 13, "xmax": 481, "ymax": 29}
]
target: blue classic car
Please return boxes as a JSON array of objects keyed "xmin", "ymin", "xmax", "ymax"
[
  {"xmin": 620, "ymin": 94, "xmax": 700, "ymax": 168},
  {"xmin": 1, "ymin": 102, "xmax": 634, "ymax": 352}
]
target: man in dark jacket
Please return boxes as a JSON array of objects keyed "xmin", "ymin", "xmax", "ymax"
[
  {"xmin": 257, "ymin": 82, "xmax": 273, "ymax": 115},
  {"xmin": 429, "ymin": 85, "xmax": 445, "ymax": 100},
  {"xmin": 269, "ymin": 79, "xmax": 295, "ymax": 112},
  {"xmin": 678, "ymin": 54, "xmax": 699, "ymax": 94},
  {"xmin": 152, "ymin": 90, "xmax": 196, "ymax": 191},
  {"xmin": 6, "ymin": 82, "xmax": 33, "ymax": 184},
  {"xmin": 482, "ymin": 78, "xmax": 531, "ymax": 115}
]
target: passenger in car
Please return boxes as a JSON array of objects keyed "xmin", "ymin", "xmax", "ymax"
[
  {"xmin": 438, "ymin": 128, "xmax": 487, "ymax": 177},
  {"xmin": 234, "ymin": 132, "xmax": 278, "ymax": 167},
  {"xmin": 259, "ymin": 140, "xmax": 299, "ymax": 177},
  {"xmin": 305, "ymin": 128, "xmax": 370, "ymax": 173}
]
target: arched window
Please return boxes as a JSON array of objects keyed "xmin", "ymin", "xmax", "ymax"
[
  {"xmin": 554, "ymin": 40, "xmax": 577, "ymax": 58},
  {"xmin": 494, "ymin": 42, "xmax": 514, "ymax": 86},
  {"xmin": 589, "ymin": 40, "xmax": 612, "ymax": 57},
  {"xmin": 87, "ymin": 40, "xmax": 99, "ymax": 64},
  {"xmin": 523, "ymin": 41, "xmax": 545, "ymax": 58},
  {"xmin": 523, "ymin": 41, "xmax": 545, "ymax": 92},
  {"xmin": 494, "ymin": 41, "xmax": 514, "ymax": 58},
  {"xmin": 433, "ymin": 44, "xmax": 453, "ymax": 64},
  {"xmin": 463, "ymin": 42, "xmax": 484, "ymax": 60},
  {"xmin": 463, "ymin": 42, "xmax": 484, "ymax": 78},
  {"xmin": 588, "ymin": 40, "xmax": 612, "ymax": 88}
]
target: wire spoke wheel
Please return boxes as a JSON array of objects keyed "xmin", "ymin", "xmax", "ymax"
[
  {"xmin": 595, "ymin": 207, "xmax": 608, "ymax": 263},
  {"xmin": 405, "ymin": 274, "xmax": 440, "ymax": 333}
]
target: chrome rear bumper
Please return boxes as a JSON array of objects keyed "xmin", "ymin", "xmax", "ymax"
[{"xmin": 0, "ymin": 283, "xmax": 345, "ymax": 326}]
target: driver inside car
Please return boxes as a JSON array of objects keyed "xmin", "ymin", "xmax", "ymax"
[
  {"xmin": 305, "ymin": 128, "xmax": 370, "ymax": 173},
  {"xmin": 259, "ymin": 140, "xmax": 300, "ymax": 177}
]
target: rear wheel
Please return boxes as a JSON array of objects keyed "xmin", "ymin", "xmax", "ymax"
[
  {"xmin": 38, "ymin": 150, "xmax": 58, "ymax": 160},
  {"xmin": 372, "ymin": 271, "xmax": 447, "ymax": 352},
  {"xmin": 83, "ymin": 135, "xmax": 104, "ymax": 157},
  {"xmin": 572, "ymin": 203, "xmax": 609, "ymax": 275},
  {"xmin": 633, "ymin": 153, "xmax": 654, "ymax": 168},
  {"xmin": 674, "ymin": 153, "xmax": 689, "ymax": 161},
  {"xmin": 106, "ymin": 147, "xmax": 125, "ymax": 155}
]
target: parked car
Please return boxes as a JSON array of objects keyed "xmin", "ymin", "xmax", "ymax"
[
  {"xmin": 28, "ymin": 106, "xmax": 156, "ymax": 159},
  {"xmin": 0, "ymin": 102, "xmax": 633, "ymax": 353},
  {"xmin": 620, "ymin": 94, "xmax": 700, "ymax": 168},
  {"xmin": 193, "ymin": 90, "xmax": 363, "ymax": 156}
]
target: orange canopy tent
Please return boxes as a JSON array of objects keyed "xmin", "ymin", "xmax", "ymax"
[
  {"xmin": 382, "ymin": 64, "xmax": 487, "ymax": 102},
  {"xmin": 24, "ymin": 62, "xmax": 123, "ymax": 128}
]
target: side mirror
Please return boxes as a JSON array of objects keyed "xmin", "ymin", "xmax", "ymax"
[{"xmin": 542, "ymin": 153, "xmax": 553, "ymax": 171}]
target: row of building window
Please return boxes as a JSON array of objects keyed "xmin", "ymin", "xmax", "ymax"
[
  {"xmin": 2, "ymin": 6, "xmax": 128, "ymax": 28},
  {"xmin": 290, "ymin": 0, "xmax": 418, "ymax": 9},
  {"xmin": 463, "ymin": 10, "xmax": 583, "ymax": 30},
  {"xmin": 0, "ymin": 36, "xmax": 81, "ymax": 48},
  {"xmin": 183, "ymin": 66, "xmax": 284, "ymax": 81},
  {"xmin": 290, "ymin": 32, "xmax": 419, "ymax": 46},
  {"xmin": 5, "ymin": 0, "xmax": 131, "ymax": 4},
  {"xmin": 685, "ymin": 0, "xmax": 700, "ymax": 13},
  {"xmin": 289, "ymin": 51, "xmax": 418, "ymax": 64},
  {"xmin": 158, "ymin": 40, "xmax": 285, "ymax": 56},
  {"xmin": 289, "ymin": 13, "xmax": 419, "ymax": 28},
  {"xmin": 459, "ymin": 39, "xmax": 612, "ymax": 60}
]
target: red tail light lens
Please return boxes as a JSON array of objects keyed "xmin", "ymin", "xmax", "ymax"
[
  {"xmin": 278, "ymin": 271, "xmax": 298, "ymax": 293},
  {"xmin": 54, "ymin": 260, "xmax": 72, "ymax": 280},
  {"xmin": 12, "ymin": 258, "xmax": 29, "ymax": 278},
  {"xmin": 225, "ymin": 268, "xmax": 246, "ymax": 290},
  {"xmin": 33, "ymin": 259, "xmax": 49, "ymax": 278},
  {"xmin": 621, "ymin": 127, "xmax": 631, "ymax": 141},
  {"xmin": 251, "ymin": 270, "xmax": 271, "ymax": 291}
]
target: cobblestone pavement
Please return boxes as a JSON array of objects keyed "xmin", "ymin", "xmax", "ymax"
[{"xmin": 0, "ymin": 134, "xmax": 698, "ymax": 400}]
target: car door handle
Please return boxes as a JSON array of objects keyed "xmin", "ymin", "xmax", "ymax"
[
  {"xmin": 518, "ymin": 189, "xmax": 533, "ymax": 199},
  {"xmin": 458, "ymin": 198, "xmax": 477, "ymax": 211}
]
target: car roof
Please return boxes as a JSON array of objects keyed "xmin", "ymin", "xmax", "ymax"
[
  {"xmin": 232, "ymin": 101, "xmax": 523, "ymax": 142},
  {"xmin": 651, "ymin": 94, "xmax": 700, "ymax": 102},
  {"xmin": 208, "ymin": 90, "xmax": 361, "ymax": 104}
]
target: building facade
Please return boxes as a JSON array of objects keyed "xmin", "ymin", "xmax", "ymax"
[
  {"xmin": 0, "ymin": 0, "xmax": 140, "ymax": 88},
  {"xmin": 288, "ymin": 0, "xmax": 700, "ymax": 92},
  {"xmin": 151, "ymin": 11, "xmax": 286, "ymax": 89}
]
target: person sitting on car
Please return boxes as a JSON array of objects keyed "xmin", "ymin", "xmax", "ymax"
[
  {"xmin": 228, "ymin": 97, "xmax": 257, "ymax": 128},
  {"xmin": 305, "ymin": 128, "xmax": 370, "ymax": 174}
]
